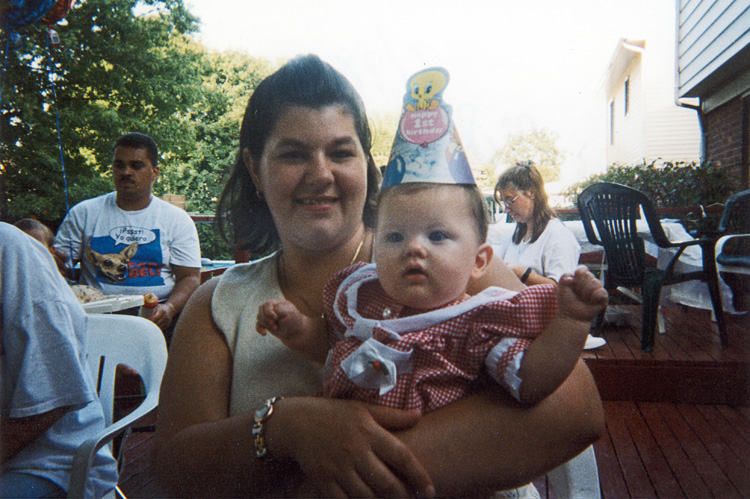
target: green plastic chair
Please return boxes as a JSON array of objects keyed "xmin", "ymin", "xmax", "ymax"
[
  {"xmin": 715, "ymin": 189, "xmax": 750, "ymax": 270},
  {"xmin": 577, "ymin": 182, "xmax": 727, "ymax": 352},
  {"xmin": 714, "ymin": 189, "xmax": 750, "ymax": 312}
]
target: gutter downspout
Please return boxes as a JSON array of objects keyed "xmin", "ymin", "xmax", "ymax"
[
  {"xmin": 674, "ymin": 0, "xmax": 706, "ymax": 163},
  {"xmin": 676, "ymin": 98, "xmax": 706, "ymax": 164}
]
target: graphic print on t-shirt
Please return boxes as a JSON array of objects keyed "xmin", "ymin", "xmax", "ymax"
[{"xmin": 85, "ymin": 226, "xmax": 166, "ymax": 287}]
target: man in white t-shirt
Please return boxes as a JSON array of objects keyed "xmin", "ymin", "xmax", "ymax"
[{"xmin": 55, "ymin": 133, "xmax": 201, "ymax": 335}]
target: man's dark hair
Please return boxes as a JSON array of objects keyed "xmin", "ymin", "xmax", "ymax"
[{"xmin": 114, "ymin": 132, "xmax": 159, "ymax": 167}]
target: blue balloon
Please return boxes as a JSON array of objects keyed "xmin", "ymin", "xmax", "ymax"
[
  {"xmin": 381, "ymin": 155, "xmax": 406, "ymax": 189},
  {"xmin": 4, "ymin": 0, "xmax": 57, "ymax": 31}
]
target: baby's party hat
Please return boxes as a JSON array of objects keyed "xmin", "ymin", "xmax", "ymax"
[{"xmin": 381, "ymin": 67, "xmax": 475, "ymax": 188}]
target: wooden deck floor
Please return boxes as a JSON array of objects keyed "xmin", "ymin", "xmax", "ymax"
[
  {"xmin": 591, "ymin": 400, "xmax": 750, "ymax": 499},
  {"xmin": 118, "ymin": 305, "xmax": 750, "ymax": 498}
]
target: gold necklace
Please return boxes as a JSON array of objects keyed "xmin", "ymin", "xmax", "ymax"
[
  {"xmin": 349, "ymin": 233, "xmax": 366, "ymax": 267},
  {"xmin": 278, "ymin": 231, "xmax": 366, "ymax": 317}
]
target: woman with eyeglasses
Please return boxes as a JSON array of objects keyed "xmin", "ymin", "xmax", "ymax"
[{"xmin": 493, "ymin": 161, "xmax": 606, "ymax": 350}]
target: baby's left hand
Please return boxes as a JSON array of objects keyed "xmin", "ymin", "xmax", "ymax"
[
  {"xmin": 256, "ymin": 298, "xmax": 302, "ymax": 337},
  {"xmin": 557, "ymin": 265, "xmax": 608, "ymax": 323}
]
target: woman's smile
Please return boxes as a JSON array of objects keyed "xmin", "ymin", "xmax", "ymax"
[
  {"xmin": 295, "ymin": 194, "xmax": 338, "ymax": 213},
  {"xmin": 296, "ymin": 197, "xmax": 336, "ymax": 205}
]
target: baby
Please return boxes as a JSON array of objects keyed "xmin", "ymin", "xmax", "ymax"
[
  {"xmin": 257, "ymin": 182, "xmax": 608, "ymax": 411},
  {"xmin": 14, "ymin": 218, "xmax": 55, "ymax": 254}
]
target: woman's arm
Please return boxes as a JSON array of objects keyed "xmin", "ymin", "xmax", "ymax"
[
  {"xmin": 469, "ymin": 253, "xmax": 526, "ymax": 294},
  {"xmin": 152, "ymin": 279, "xmax": 433, "ymax": 498},
  {"xmin": 154, "ymin": 263, "xmax": 604, "ymax": 497},
  {"xmin": 397, "ymin": 359, "xmax": 605, "ymax": 497},
  {"xmin": 510, "ymin": 263, "xmax": 557, "ymax": 287},
  {"xmin": 152, "ymin": 279, "xmax": 264, "ymax": 497}
]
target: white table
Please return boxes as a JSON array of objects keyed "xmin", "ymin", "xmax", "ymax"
[
  {"xmin": 488, "ymin": 220, "xmax": 738, "ymax": 313},
  {"xmin": 81, "ymin": 294, "xmax": 144, "ymax": 314}
]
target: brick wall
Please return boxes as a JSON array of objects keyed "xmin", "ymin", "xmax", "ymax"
[
  {"xmin": 161, "ymin": 194, "xmax": 186, "ymax": 210},
  {"xmin": 704, "ymin": 96, "xmax": 746, "ymax": 187}
]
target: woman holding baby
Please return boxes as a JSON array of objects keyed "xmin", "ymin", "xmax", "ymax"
[{"xmin": 152, "ymin": 54, "xmax": 604, "ymax": 497}]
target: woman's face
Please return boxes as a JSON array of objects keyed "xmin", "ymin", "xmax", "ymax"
[
  {"xmin": 246, "ymin": 105, "xmax": 369, "ymax": 252},
  {"xmin": 497, "ymin": 185, "xmax": 535, "ymax": 226}
]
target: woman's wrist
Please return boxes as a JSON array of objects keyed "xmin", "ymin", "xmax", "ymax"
[
  {"xmin": 261, "ymin": 397, "xmax": 296, "ymax": 461},
  {"xmin": 252, "ymin": 397, "xmax": 285, "ymax": 458},
  {"xmin": 261, "ymin": 397, "xmax": 324, "ymax": 462},
  {"xmin": 520, "ymin": 267, "xmax": 533, "ymax": 283}
]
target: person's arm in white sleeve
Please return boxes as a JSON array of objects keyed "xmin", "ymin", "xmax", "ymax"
[{"xmin": 53, "ymin": 209, "xmax": 84, "ymax": 278}]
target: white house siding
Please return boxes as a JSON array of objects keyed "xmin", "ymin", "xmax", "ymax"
[
  {"xmin": 644, "ymin": 104, "xmax": 701, "ymax": 162},
  {"xmin": 677, "ymin": 0, "xmax": 750, "ymax": 98},
  {"xmin": 643, "ymin": 36, "xmax": 701, "ymax": 163},
  {"xmin": 604, "ymin": 27, "xmax": 701, "ymax": 166},
  {"xmin": 606, "ymin": 55, "xmax": 646, "ymax": 165}
]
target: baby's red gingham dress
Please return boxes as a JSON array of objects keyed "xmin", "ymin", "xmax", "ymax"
[{"xmin": 320, "ymin": 263, "xmax": 558, "ymax": 412}]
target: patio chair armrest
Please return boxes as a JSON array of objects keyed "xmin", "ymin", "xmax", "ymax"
[
  {"xmin": 67, "ymin": 392, "xmax": 159, "ymax": 498},
  {"xmin": 659, "ymin": 237, "xmax": 701, "ymax": 250},
  {"xmin": 659, "ymin": 238, "xmax": 705, "ymax": 277}
]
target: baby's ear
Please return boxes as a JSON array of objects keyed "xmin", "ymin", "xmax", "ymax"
[{"xmin": 471, "ymin": 243, "xmax": 493, "ymax": 279}]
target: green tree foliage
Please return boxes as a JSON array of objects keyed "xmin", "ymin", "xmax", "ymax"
[
  {"xmin": 166, "ymin": 50, "xmax": 275, "ymax": 260},
  {"xmin": 165, "ymin": 49, "xmax": 275, "ymax": 215},
  {"xmin": 489, "ymin": 127, "xmax": 565, "ymax": 183},
  {"xmin": 1, "ymin": 0, "xmax": 202, "ymax": 228},
  {"xmin": 369, "ymin": 111, "xmax": 399, "ymax": 168}
]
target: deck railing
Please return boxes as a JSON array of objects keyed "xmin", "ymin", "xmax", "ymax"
[{"xmin": 191, "ymin": 204, "xmax": 725, "ymax": 268}]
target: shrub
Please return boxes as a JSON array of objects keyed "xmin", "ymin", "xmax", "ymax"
[
  {"xmin": 562, "ymin": 161, "xmax": 739, "ymax": 235},
  {"xmin": 196, "ymin": 222, "xmax": 235, "ymax": 261}
]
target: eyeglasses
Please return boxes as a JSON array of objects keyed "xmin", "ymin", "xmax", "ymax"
[{"xmin": 501, "ymin": 194, "xmax": 520, "ymax": 209}]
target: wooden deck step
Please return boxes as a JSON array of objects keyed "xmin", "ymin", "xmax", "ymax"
[{"xmin": 583, "ymin": 305, "xmax": 750, "ymax": 405}]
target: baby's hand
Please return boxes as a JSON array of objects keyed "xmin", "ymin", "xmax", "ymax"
[
  {"xmin": 557, "ymin": 265, "xmax": 609, "ymax": 323},
  {"xmin": 257, "ymin": 299, "xmax": 329, "ymax": 362},
  {"xmin": 256, "ymin": 299, "xmax": 304, "ymax": 339}
]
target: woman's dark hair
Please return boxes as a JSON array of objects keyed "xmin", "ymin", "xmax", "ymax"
[
  {"xmin": 494, "ymin": 161, "xmax": 555, "ymax": 244},
  {"xmin": 216, "ymin": 54, "xmax": 380, "ymax": 256},
  {"xmin": 377, "ymin": 183, "xmax": 489, "ymax": 244}
]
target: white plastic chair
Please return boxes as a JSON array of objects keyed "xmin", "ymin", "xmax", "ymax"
[
  {"xmin": 716, "ymin": 234, "xmax": 750, "ymax": 276},
  {"xmin": 547, "ymin": 445, "xmax": 601, "ymax": 499},
  {"xmin": 67, "ymin": 315, "xmax": 168, "ymax": 499}
]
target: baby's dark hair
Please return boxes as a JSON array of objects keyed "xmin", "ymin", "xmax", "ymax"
[
  {"xmin": 14, "ymin": 218, "xmax": 55, "ymax": 248},
  {"xmin": 377, "ymin": 183, "xmax": 489, "ymax": 244}
]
